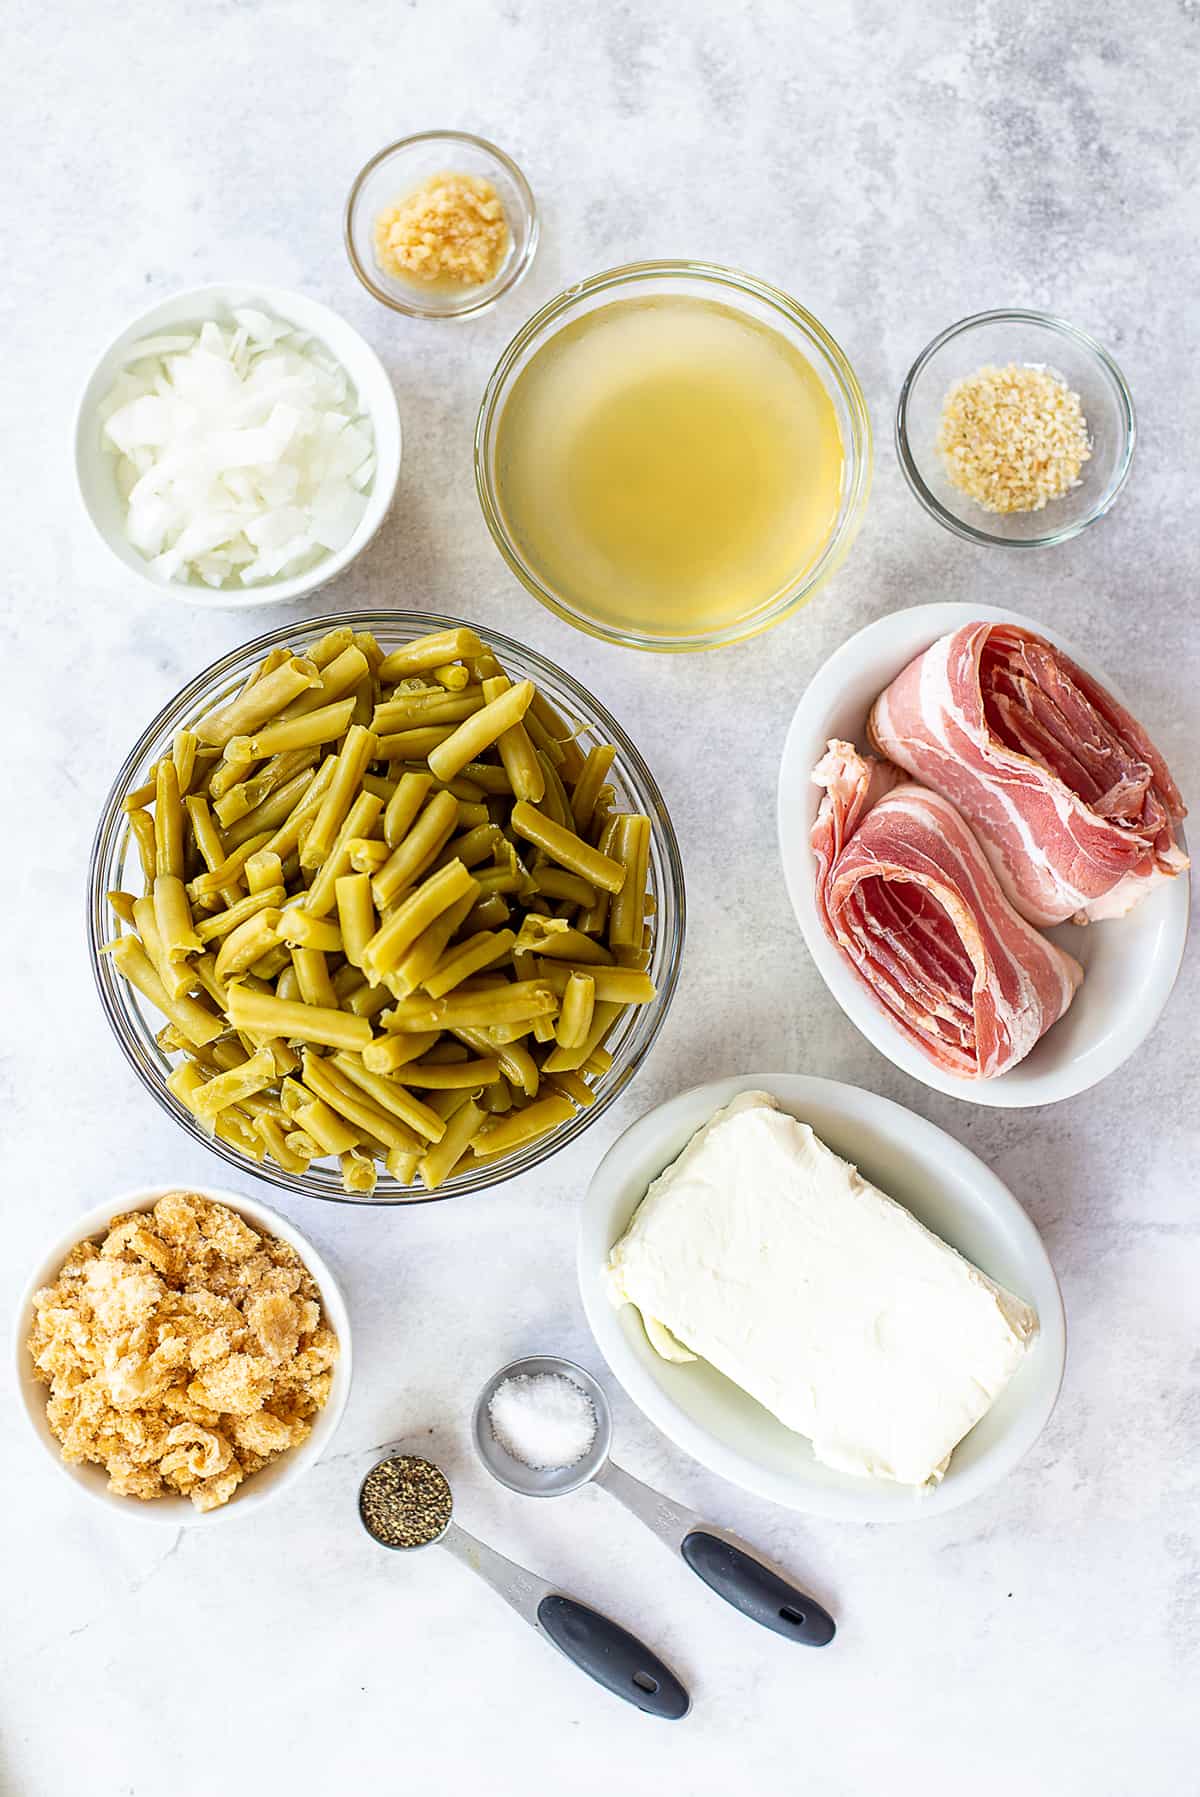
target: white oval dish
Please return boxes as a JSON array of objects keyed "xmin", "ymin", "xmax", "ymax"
[
  {"xmin": 75, "ymin": 283, "xmax": 402, "ymax": 609},
  {"xmin": 578, "ymin": 1074, "xmax": 1066, "ymax": 1522},
  {"xmin": 778, "ymin": 601, "xmax": 1190, "ymax": 1107},
  {"xmin": 14, "ymin": 1183, "xmax": 352, "ymax": 1527}
]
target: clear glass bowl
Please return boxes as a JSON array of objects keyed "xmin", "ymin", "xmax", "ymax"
[
  {"xmin": 88, "ymin": 611, "xmax": 685, "ymax": 1206},
  {"xmin": 345, "ymin": 131, "xmax": 538, "ymax": 321},
  {"xmin": 895, "ymin": 309, "xmax": 1136, "ymax": 548},
  {"xmin": 474, "ymin": 261, "xmax": 872, "ymax": 653}
]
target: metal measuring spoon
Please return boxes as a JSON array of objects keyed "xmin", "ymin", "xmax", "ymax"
[
  {"xmin": 473, "ymin": 1357, "xmax": 836, "ymax": 1647},
  {"xmin": 358, "ymin": 1452, "xmax": 689, "ymax": 1718}
]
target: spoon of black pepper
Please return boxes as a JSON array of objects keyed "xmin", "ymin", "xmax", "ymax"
[
  {"xmin": 473, "ymin": 1356, "xmax": 837, "ymax": 1647},
  {"xmin": 358, "ymin": 1453, "xmax": 690, "ymax": 1719}
]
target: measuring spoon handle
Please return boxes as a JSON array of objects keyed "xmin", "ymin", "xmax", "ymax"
[
  {"xmin": 595, "ymin": 1460, "xmax": 836, "ymax": 1647},
  {"xmin": 438, "ymin": 1519, "xmax": 690, "ymax": 1718}
]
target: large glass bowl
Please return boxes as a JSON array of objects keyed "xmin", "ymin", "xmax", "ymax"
[
  {"xmin": 474, "ymin": 261, "xmax": 872, "ymax": 653},
  {"xmin": 88, "ymin": 611, "xmax": 685, "ymax": 1206}
]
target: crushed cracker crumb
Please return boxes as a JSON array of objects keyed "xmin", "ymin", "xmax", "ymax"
[
  {"xmin": 936, "ymin": 362, "xmax": 1092, "ymax": 514},
  {"xmin": 27, "ymin": 1192, "xmax": 338, "ymax": 1511}
]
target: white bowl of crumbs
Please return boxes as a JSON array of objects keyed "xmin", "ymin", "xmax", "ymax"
[
  {"xmin": 895, "ymin": 308, "xmax": 1135, "ymax": 548},
  {"xmin": 14, "ymin": 1185, "xmax": 352, "ymax": 1526}
]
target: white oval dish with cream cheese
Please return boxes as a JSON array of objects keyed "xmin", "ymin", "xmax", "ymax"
[{"xmin": 580, "ymin": 1074, "xmax": 1065, "ymax": 1522}]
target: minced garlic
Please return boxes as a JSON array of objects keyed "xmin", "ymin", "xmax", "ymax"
[
  {"xmin": 936, "ymin": 363, "xmax": 1091, "ymax": 514},
  {"xmin": 374, "ymin": 172, "xmax": 509, "ymax": 288}
]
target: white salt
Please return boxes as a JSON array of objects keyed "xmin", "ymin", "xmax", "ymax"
[{"xmin": 488, "ymin": 1372, "xmax": 597, "ymax": 1470}]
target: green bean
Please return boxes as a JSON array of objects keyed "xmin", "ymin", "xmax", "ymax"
[
  {"xmin": 192, "ymin": 1045, "xmax": 276, "ymax": 1128},
  {"xmin": 608, "ymin": 815, "xmax": 651, "ymax": 949},
  {"xmin": 530, "ymin": 867, "xmax": 598, "ymax": 909},
  {"xmin": 299, "ymin": 1051, "xmax": 421, "ymax": 1152},
  {"xmin": 423, "ymin": 928, "xmax": 516, "ymax": 1000},
  {"xmin": 301, "ymin": 725, "xmax": 377, "ymax": 869},
  {"xmin": 541, "ymin": 1000, "xmax": 622, "ymax": 1074},
  {"xmin": 301, "ymin": 790, "xmax": 384, "ymax": 917},
  {"xmin": 372, "ymin": 689, "xmax": 484, "ymax": 732},
  {"xmin": 362, "ymin": 859, "xmax": 479, "ymax": 986},
  {"xmin": 154, "ymin": 759, "xmax": 185, "ymax": 879},
  {"xmin": 226, "ymin": 984, "xmax": 372, "ymax": 1051},
  {"xmin": 471, "ymin": 1094, "xmax": 576, "ymax": 1159},
  {"xmin": 384, "ymin": 770, "xmax": 433, "ymax": 850},
  {"xmin": 555, "ymin": 972, "xmax": 595, "ymax": 1049},
  {"xmin": 132, "ymin": 894, "xmax": 192, "ymax": 1001},
  {"xmin": 335, "ymin": 874, "xmax": 375, "ymax": 969},
  {"xmin": 387, "ymin": 890, "xmax": 478, "ymax": 999},
  {"xmin": 428, "ymin": 681, "xmax": 535, "ymax": 783},
  {"xmin": 372, "ymin": 788, "xmax": 458, "ymax": 909},
  {"xmin": 224, "ymin": 695, "xmax": 356, "ymax": 763},
  {"xmin": 274, "ymin": 908, "xmax": 343, "ymax": 954},
  {"xmin": 382, "ymin": 980, "xmax": 557, "ymax": 1034},
  {"xmin": 193, "ymin": 885, "xmax": 286, "ymax": 946},
  {"xmin": 195, "ymin": 657, "xmax": 320, "ymax": 747},
  {"xmin": 340, "ymin": 1148, "xmax": 378, "ymax": 1195},
  {"xmin": 329, "ymin": 1052, "xmax": 446, "ymax": 1143},
  {"xmin": 225, "ymin": 767, "xmax": 317, "ymax": 851},
  {"xmin": 360, "ymin": 1029, "xmax": 442, "ymax": 1076},
  {"xmin": 105, "ymin": 935, "xmax": 223, "ymax": 1046},
  {"xmin": 482, "ymin": 674, "xmax": 544, "ymax": 803},
  {"xmin": 417, "ymin": 1097, "xmax": 486, "ymax": 1191},
  {"xmin": 510, "ymin": 801, "xmax": 626, "ymax": 894},
  {"xmin": 215, "ymin": 908, "xmax": 284, "ymax": 981},
  {"xmin": 536, "ymin": 961, "xmax": 657, "ymax": 1005},
  {"xmin": 376, "ymin": 725, "xmax": 457, "ymax": 760},
  {"xmin": 513, "ymin": 917, "xmax": 614, "ymax": 965},
  {"xmin": 291, "ymin": 946, "xmax": 339, "ymax": 1009},
  {"xmin": 378, "ymin": 626, "xmax": 485, "ymax": 681}
]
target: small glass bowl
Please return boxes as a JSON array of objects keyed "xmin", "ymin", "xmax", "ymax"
[
  {"xmin": 475, "ymin": 261, "xmax": 872, "ymax": 653},
  {"xmin": 895, "ymin": 309, "xmax": 1135, "ymax": 548},
  {"xmin": 345, "ymin": 131, "xmax": 538, "ymax": 321},
  {"xmin": 88, "ymin": 611, "xmax": 684, "ymax": 1207}
]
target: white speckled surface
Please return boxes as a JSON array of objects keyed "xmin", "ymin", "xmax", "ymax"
[{"xmin": 2, "ymin": 3, "xmax": 1198, "ymax": 1792}]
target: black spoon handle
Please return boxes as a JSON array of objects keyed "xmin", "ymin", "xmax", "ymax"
[
  {"xmin": 595, "ymin": 1459, "xmax": 835, "ymax": 1646},
  {"xmin": 537, "ymin": 1595, "xmax": 691, "ymax": 1719},
  {"xmin": 680, "ymin": 1530, "xmax": 836, "ymax": 1645},
  {"xmin": 438, "ymin": 1520, "xmax": 690, "ymax": 1716}
]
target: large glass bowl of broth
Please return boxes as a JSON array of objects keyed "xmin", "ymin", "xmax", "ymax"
[{"xmin": 475, "ymin": 262, "xmax": 871, "ymax": 653}]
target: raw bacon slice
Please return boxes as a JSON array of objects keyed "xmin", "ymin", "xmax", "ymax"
[
  {"xmin": 868, "ymin": 622, "xmax": 1188, "ymax": 927},
  {"xmin": 812, "ymin": 742, "xmax": 1082, "ymax": 1079}
]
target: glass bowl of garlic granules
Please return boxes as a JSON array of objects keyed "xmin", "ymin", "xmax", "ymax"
[
  {"xmin": 345, "ymin": 131, "xmax": 538, "ymax": 320},
  {"xmin": 15, "ymin": 1186, "xmax": 350, "ymax": 1523},
  {"xmin": 896, "ymin": 309, "xmax": 1135, "ymax": 547}
]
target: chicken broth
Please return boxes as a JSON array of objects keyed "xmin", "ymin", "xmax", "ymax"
[{"xmin": 493, "ymin": 295, "xmax": 844, "ymax": 642}]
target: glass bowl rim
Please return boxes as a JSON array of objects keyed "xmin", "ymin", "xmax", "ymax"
[
  {"xmin": 894, "ymin": 306, "xmax": 1137, "ymax": 550},
  {"xmin": 473, "ymin": 258, "xmax": 873, "ymax": 652},
  {"xmin": 88, "ymin": 607, "xmax": 686, "ymax": 1207},
  {"xmin": 343, "ymin": 130, "xmax": 540, "ymax": 320}
]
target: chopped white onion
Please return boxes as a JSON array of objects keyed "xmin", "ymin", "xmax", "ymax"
[{"xmin": 101, "ymin": 307, "xmax": 375, "ymax": 588}]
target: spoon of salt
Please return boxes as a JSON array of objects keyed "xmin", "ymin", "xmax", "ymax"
[
  {"xmin": 357, "ymin": 1451, "xmax": 690, "ymax": 1718},
  {"xmin": 472, "ymin": 1356, "xmax": 836, "ymax": 1647}
]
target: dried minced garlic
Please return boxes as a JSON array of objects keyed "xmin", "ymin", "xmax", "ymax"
[
  {"xmin": 27, "ymin": 1191, "xmax": 338, "ymax": 1512},
  {"xmin": 936, "ymin": 362, "xmax": 1091, "ymax": 514},
  {"xmin": 374, "ymin": 172, "xmax": 509, "ymax": 288}
]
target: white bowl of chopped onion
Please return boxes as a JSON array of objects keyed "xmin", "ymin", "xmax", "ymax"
[
  {"xmin": 75, "ymin": 284, "xmax": 402, "ymax": 607},
  {"xmin": 14, "ymin": 1183, "xmax": 353, "ymax": 1526}
]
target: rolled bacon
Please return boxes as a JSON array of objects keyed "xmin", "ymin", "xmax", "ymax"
[
  {"xmin": 868, "ymin": 622, "xmax": 1188, "ymax": 927},
  {"xmin": 812, "ymin": 741, "xmax": 1082, "ymax": 1079}
]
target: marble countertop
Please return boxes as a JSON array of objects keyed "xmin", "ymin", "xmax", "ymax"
[{"xmin": 3, "ymin": 2, "xmax": 1197, "ymax": 1792}]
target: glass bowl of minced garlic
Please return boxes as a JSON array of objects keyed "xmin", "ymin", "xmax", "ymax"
[
  {"xmin": 895, "ymin": 309, "xmax": 1135, "ymax": 547},
  {"xmin": 346, "ymin": 131, "xmax": 538, "ymax": 320}
]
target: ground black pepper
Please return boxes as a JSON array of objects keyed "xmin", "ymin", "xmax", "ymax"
[{"xmin": 359, "ymin": 1455, "xmax": 453, "ymax": 1548}]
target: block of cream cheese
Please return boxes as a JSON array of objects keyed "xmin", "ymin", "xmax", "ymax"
[{"xmin": 606, "ymin": 1092, "xmax": 1038, "ymax": 1487}]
